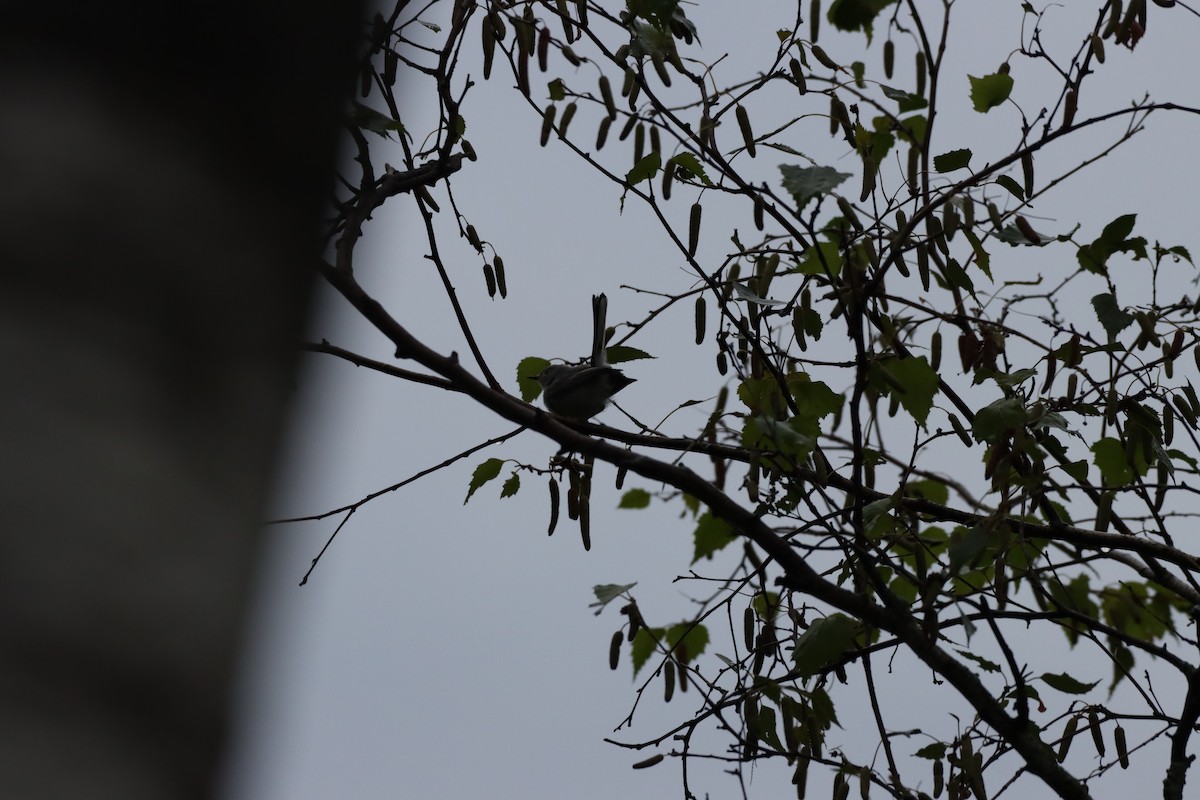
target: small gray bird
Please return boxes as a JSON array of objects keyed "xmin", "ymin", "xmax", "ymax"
[{"xmin": 537, "ymin": 294, "xmax": 635, "ymax": 418}]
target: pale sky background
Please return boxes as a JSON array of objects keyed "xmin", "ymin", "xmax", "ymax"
[{"xmin": 220, "ymin": 3, "xmax": 1200, "ymax": 799}]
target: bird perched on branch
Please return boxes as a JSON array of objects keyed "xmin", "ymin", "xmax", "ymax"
[{"xmin": 538, "ymin": 294, "xmax": 635, "ymax": 418}]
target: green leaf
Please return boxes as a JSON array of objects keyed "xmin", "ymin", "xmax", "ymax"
[
  {"xmin": 1160, "ymin": 244, "xmax": 1194, "ymax": 265},
  {"xmin": 880, "ymin": 86, "xmax": 927, "ymax": 110},
  {"xmin": 628, "ymin": 18, "xmax": 675, "ymax": 58},
  {"xmin": 692, "ymin": 512, "xmax": 737, "ymax": 562},
  {"xmin": 591, "ymin": 582, "xmax": 637, "ymax": 608},
  {"xmin": 827, "ymin": 0, "xmax": 894, "ymax": 38},
  {"xmin": 1047, "ymin": 573, "xmax": 1099, "ymax": 646},
  {"xmin": 750, "ymin": 705, "xmax": 784, "ymax": 750},
  {"xmin": 742, "ymin": 415, "xmax": 816, "ymax": 461},
  {"xmin": 1091, "ymin": 437, "xmax": 1134, "ymax": 486},
  {"xmin": 897, "ymin": 115, "xmax": 927, "ymax": 145},
  {"xmin": 606, "ymin": 345, "xmax": 654, "ymax": 364},
  {"xmin": 1101, "ymin": 582, "xmax": 1173, "ymax": 643},
  {"xmin": 969, "ymin": 72, "xmax": 1014, "ymax": 112},
  {"xmin": 794, "ymin": 306, "xmax": 824, "ymax": 340},
  {"xmin": 1109, "ymin": 643, "xmax": 1135, "ymax": 694},
  {"xmin": 1078, "ymin": 214, "xmax": 1139, "ymax": 275},
  {"xmin": 738, "ymin": 376, "xmax": 788, "ymax": 415},
  {"xmin": 626, "ymin": 151, "xmax": 662, "ymax": 185},
  {"xmin": 948, "ymin": 525, "xmax": 990, "ymax": 575},
  {"xmin": 591, "ymin": 584, "xmax": 637, "ymax": 618},
  {"xmin": 790, "ymin": 375, "xmax": 844, "ymax": 420},
  {"xmin": 862, "ymin": 498, "xmax": 895, "ymax": 540},
  {"xmin": 1091, "ymin": 293, "xmax": 1134, "ymax": 342},
  {"xmin": 665, "ymin": 621, "xmax": 709, "ymax": 663},
  {"xmin": 464, "ymin": 458, "xmax": 504, "ymax": 503},
  {"xmin": 889, "ymin": 574, "xmax": 918, "ymax": 603},
  {"xmin": 972, "ymin": 397, "xmax": 1026, "ymax": 443},
  {"xmin": 1040, "ymin": 672, "xmax": 1100, "ymax": 694},
  {"xmin": 667, "ymin": 152, "xmax": 714, "ymax": 185},
  {"xmin": 1100, "ymin": 213, "xmax": 1137, "ymax": 244},
  {"xmin": 1062, "ymin": 459, "xmax": 1089, "ymax": 482},
  {"xmin": 957, "ymin": 650, "xmax": 1001, "ymax": 673},
  {"xmin": 914, "ymin": 743, "xmax": 947, "ymax": 759},
  {"xmin": 794, "ymin": 613, "xmax": 858, "ymax": 677},
  {"xmin": 996, "ymin": 223, "xmax": 1050, "ymax": 247},
  {"xmin": 855, "ymin": 124, "xmax": 895, "ymax": 169},
  {"xmin": 518, "ymin": 356, "xmax": 551, "ymax": 401},
  {"xmin": 630, "ymin": 627, "xmax": 661, "ymax": 675},
  {"xmin": 780, "ymin": 164, "xmax": 852, "ymax": 208},
  {"xmin": 752, "ymin": 591, "xmax": 782, "ymax": 620},
  {"xmin": 348, "ymin": 102, "xmax": 407, "ymax": 138},
  {"xmin": 962, "ymin": 228, "xmax": 991, "ymax": 278},
  {"xmin": 619, "ymin": 488, "xmax": 652, "ymax": 509},
  {"xmin": 991, "ymin": 368, "xmax": 1037, "ymax": 389},
  {"xmin": 795, "ymin": 240, "xmax": 844, "ymax": 276},
  {"xmin": 500, "ymin": 472, "xmax": 520, "ymax": 498},
  {"xmin": 934, "ymin": 148, "xmax": 972, "ymax": 172},
  {"xmin": 994, "ymin": 174, "xmax": 1024, "ymax": 200},
  {"xmin": 939, "ymin": 258, "xmax": 976, "ymax": 296},
  {"xmin": 883, "ymin": 356, "xmax": 939, "ymax": 426},
  {"xmin": 904, "ymin": 479, "xmax": 949, "ymax": 505},
  {"xmin": 547, "ymin": 78, "xmax": 566, "ymax": 101}
]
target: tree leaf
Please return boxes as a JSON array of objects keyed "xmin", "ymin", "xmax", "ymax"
[
  {"xmin": 464, "ymin": 458, "xmax": 504, "ymax": 503},
  {"xmin": 500, "ymin": 472, "xmax": 520, "ymax": 498},
  {"xmin": 518, "ymin": 356, "xmax": 551, "ymax": 401},
  {"xmin": 795, "ymin": 240, "xmax": 844, "ymax": 276},
  {"xmin": 619, "ymin": 488, "xmax": 651, "ymax": 509},
  {"xmin": 1041, "ymin": 672, "xmax": 1101, "ymax": 694},
  {"xmin": 914, "ymin": 743, "xmax": 948, "ymax": 759},
  {"xmin": 793, "ymin": 613, "xmax": 858, "ymax": 677},
  {"xmin": 948, "ymin": 525, "xmax": 990, "ymax": 575},
  {"xmin": 1047, "ymin": 573, "xmax": 1099, "ymax": 646},
  {"xmin": 780, "ymin": 164, "xmax": 852, "ymax": 208},
  {"xmin": 934, "ymin": 148, "xmax": 972, "ymax": 172},
  {"xmin": 996, "ymin": 222, "xmax": 1052, "ymax": 246},
  {"xmin": 630, "ymin": 627, "xmax": 661, "ymax": 675},
  {"xmin": 880, "ymin": 86, "xmax": 927, "ymax": 109},
  {"xmin": 1078, "ymin": 214, "xmax": 1138, "ymax": 275},
  {"xmin": 590, "ymin": 582, "xmax": 637, "ymax": 612},
  {"xmin": 1091, "ymin": 293, "xmax": 1134, "ymax": 342},
  {"xmin": 897, "ymin": 115, "xmax": 927, "ymax": 145},
  {"xmin": 606, "ymin": 345, "xmax": 654, "ymax": 364},
  {"xmin": 789, "ymin": 375, "xmax": 844, "ymax": 421},
  {"xmin": 1091, "ymin": 437, "xmax": 1134, "ymax": 486},
  {"xmin": 883, "ymin": 356, "xmax": 939, "ymax": 426},
  {"xmin": 665, "ymin": 621, "xmax": 709, "ymax": 664},
  {"xmin": 626, "ymin": 151, "xmax": 662, "ymax": 185},
  {"xmin": 904, "ymin": 479, "xmax": 949, "ymax": 505},
  {"xmin": 692, "ymin": 512, "xmax": 737, "ymax": 562},
  {"xmin": 957, "ymin": 650, "xmax": 1001, "ymax": 673},
  {"xmin": 752, "ymin": 591, "xmax": 782, "ymax": 620},
  {"xmin": 668, "ymin": 152, "xmax": 713, "ymax": 185},
  {"xmin": 969, "ymin": 72, "xmax": 1014, "ymax": 112},
  {"xmin": 348, "ymin": 102, "xmax": 407, "ymax": 138},
  {"xmin": 972, "ymin": 397, "xmax": 1026, "ymax": 443},
  {"xmin": 827, "ymin": 0, "xmax": 894, "ymax": 39},
  {"xmin": 962, "ymin": 228, "xmax": 991, "ymax": 278},
  {"xmin": 750, "ymin": 705, "xmax": 784, "ymax": 751},
  {"xmin": 742, "ymin": 415, "xmax": 817, "ymax": 461}
]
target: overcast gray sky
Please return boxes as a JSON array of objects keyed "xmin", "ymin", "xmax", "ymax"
[{"xmin": 219, "ymin": 3, "xmax": 1200, "ymax": 798}]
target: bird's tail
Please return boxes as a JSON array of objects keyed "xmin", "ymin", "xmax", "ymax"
[{"xmin": 591, "ymin": 293, "xmax": 608, "ymax": 366}]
